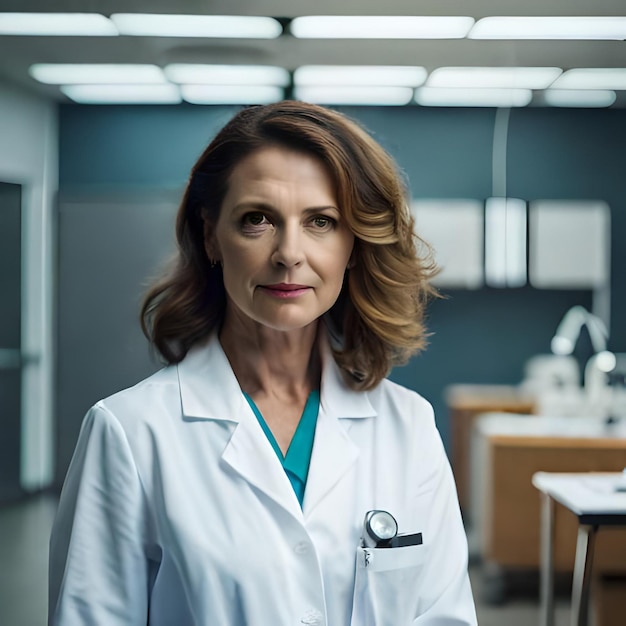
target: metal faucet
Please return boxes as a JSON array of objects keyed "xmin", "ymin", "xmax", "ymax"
[{"xmin": 550, "ymin": 305, "xmax": 616, "ymax": 402}]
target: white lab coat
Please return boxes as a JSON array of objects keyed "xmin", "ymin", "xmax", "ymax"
[{"xmin": 49, "ymin": 333, "xmax": 477, "ymax": 626}]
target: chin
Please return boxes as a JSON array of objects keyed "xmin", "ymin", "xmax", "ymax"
[
  {"xmin": 254, "ymin": 314, "xmax": 320, "ymax": 333},
  {"xmin": 266, "ymin": 321, "xmax": 318, "ymax": 333}
]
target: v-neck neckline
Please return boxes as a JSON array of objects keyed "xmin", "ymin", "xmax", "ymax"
[
  {"xmin": 243, "ymin": 390, "xmax": 320, "ymax": 507},
  {"xmin": 243, "ymin": 390, "xmax": 319, "ymax": 463}
]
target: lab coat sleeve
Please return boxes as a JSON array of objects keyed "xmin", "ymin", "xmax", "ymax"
[
  {"xmin": 412, "ymin": 408, "xmax": 477, "ymax": 625},
  {"xmin": 49, "ymin": 403, "xmax": 150, "ymax": 625}
]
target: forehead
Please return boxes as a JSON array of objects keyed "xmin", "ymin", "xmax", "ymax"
[{"xmin": 225, "ymin": 145, "xmax": 336, "ymax": 197}]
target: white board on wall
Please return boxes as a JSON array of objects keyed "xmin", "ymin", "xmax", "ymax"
[
  {"xmin": 411, "ymin": 199, "xmax": 484, "ymax": 289},
  {"xmin": 529, "ymin": 200, "xmax": 610, "ymax": 289}
]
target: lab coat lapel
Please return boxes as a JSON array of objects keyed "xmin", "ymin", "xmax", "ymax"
[
  {"xmin": 303, "ymin": 339, "xmax": 377, "ymax": 517},
  {"xmin": 221, "ymin": 414, "xmax": 303, "ymax": 519},
  {"xmin": 177, "ymin": 336, "xmax": 302, "ymax": 521}
]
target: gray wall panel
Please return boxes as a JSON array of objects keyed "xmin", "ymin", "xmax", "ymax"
[
  {"xmin": 56, "ymin": 195, "xmax": 178, "ymax": 485},
  {"xmin": 0, "ymin": 182, "xmax": 22, "ymax": 502}
]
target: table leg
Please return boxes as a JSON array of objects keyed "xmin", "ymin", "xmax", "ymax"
[
  {"xmin": 539, "ymin": 492, "xmax": 556, "ymax": 626},
  {"xmin": 570, "ymin": 525, "xmax": 598, "ymax": 626}
]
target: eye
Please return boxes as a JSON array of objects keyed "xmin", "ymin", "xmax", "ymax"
[
  {"xmin": 242, "ymin": 212, "xmax": 269, "ymax": 227},
  {"xmin": 240, "ymin": 212, "xmax": 273, "ymax": 234},
  {"xmin": 310, "ymin": 215, "xmax": 336, "ymax": 230}
]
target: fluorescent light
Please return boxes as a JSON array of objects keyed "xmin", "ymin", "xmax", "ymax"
[
  {"xmin": 544, "ymin": 89, "xmax": 616, "ymax": 108},
  {"xmin": 165, "ymin": 65, "xmax": 289, "ymax": 86},
  {"xmin": 0, "ymin": 12, "xmax": 117, "ymax": 36},
  {"xmin": 485, "ymin": 198, "xmax": 527, "ymax": 288},
  {"xmin": 415, "ymin": 87, "xmax": 532, "ymax": 107},
  {"xmin": 551, "ymin": 68, "xmax": 626, "ymax": 90},
  {"xmin": 294, "ymin": 86, "xmax": 413, "ymax": 106},
  {"xmin": 427, "ymin": 67, "xmax": 562, "ymax": 89},
  {"xmin": 61, "ymin": 84, "xmax": 182, "ymax": 104},
  {"xmin": 469, "ymin": 16, "xmax": 626, "ymax": 40},
  {"xmin": 110, "ymin": 14, "xmax": 282, "ymax": 38},
  {"xmin": 181, "ymin": 85, "xmax": 284, "ymax": 104},
  {"xmin": 29, "ymin": 64, "xmax": 166, "ymax": 84},
  {"xmin": 294, "ymin": 66, "xmax": 427, "ymax": 87},
  {"xmin": 291, "ymin": 16, "xmax": 474, "ymax": 39}
]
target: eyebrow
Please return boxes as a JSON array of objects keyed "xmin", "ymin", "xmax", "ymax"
[
  {"xmin": 232, "ymin": 201, "xmax": 340, "ymax": 214},
  {"xmin": 304, "ymin": 205, "xmax": 341, "ymax": 215}
]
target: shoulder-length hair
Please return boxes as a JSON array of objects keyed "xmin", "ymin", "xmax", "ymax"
[{"xmin": 141, "ymin": 101, "xmax": 438, "ymax": 390}]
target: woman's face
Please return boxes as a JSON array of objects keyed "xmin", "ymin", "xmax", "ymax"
[{"xmin": 208, "ymin": 145, "xmax": 354, "ymax": 334}]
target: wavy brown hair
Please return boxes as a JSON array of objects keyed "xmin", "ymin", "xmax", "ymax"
[{"xmin": 141, "ymin": 101, "xmax": 438, "ymax": 390}]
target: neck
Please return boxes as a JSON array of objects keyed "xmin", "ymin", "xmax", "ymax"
[{"xmin": 218, "ymin": 316, "xmax": 321, "ymax": 400}]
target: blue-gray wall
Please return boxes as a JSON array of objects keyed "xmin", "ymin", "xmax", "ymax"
[{"xmin": 55, "ymin": 104, "xmax": 626, "ymax": 483}]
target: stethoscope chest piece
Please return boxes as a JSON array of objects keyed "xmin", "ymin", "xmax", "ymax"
[{"xmin": 362, "ymin": 510, "xmax": 398, "ymax": 548}]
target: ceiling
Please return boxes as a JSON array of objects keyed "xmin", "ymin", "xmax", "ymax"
[{"xmin": 1, "ymin": 0, "xmax": 625, "ymax": 106}]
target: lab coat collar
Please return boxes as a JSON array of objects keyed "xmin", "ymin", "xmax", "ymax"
[
  {"xmin": 177, "ymin": 333, "xmax": 248, "ymax": 422},
  {"xmin": 177, "ymin": 331, "xmax": 377, "ymax": 423},
  {"xmin": 176, "ymin": 331, "xmax": 377, "ymax": 520},
  {"xmin": 178, "ymin": 335, "xmax": 304, "ymax": 518},
  {"xmin": 317, "ymin": 332, "xmax": 377, "ymax": 420}
]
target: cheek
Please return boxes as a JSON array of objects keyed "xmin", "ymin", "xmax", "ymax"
[
  {"xmin": 220, "ymin": 239, "xmax": 270, "ymax": 279},
  {"xmin": 333, "ymin": 234, "xmax": 355, "ymax": 270},
  {"xmin": 321, "ymin": 251, "xmax": 352, "ymax": 289},
  {"xmin": 320, "ymin": 246, "xmax": 352, "ymax": 280}
]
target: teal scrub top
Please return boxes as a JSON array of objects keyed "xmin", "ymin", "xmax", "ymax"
[{"xmin": 243, "ymin": 390, "xmax": 319, "ymax": 507}]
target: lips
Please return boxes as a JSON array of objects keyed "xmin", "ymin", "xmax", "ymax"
[
  {"xmin": 264, "ymin": 283, "xmax": 308, "ymax": 291},
  {"xmin": 260, "ymin": 283, "xmax": 311, "ymax": 298}
]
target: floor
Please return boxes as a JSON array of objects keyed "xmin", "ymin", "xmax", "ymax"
[
  {"xmin": 0, "ymin": 493, "xmax": 58, "ymax": 626},
  {"xmin": 0, "ymin": 493, "xmax": 575, "ymax": 625}
]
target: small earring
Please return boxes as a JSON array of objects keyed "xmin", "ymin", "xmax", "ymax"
[{"xmin": 210, "ymin": 259, "xmax": 218, "ymax": 268}]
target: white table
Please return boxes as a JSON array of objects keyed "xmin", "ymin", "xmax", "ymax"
[{"xmin": 532, "ymin": 472, "xmax": 626, "ymax": 626}]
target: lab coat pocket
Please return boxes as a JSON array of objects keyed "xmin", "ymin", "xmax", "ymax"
[{"xmin": 351, "ymin": 543, "xmax": 425, "ymax": 626}]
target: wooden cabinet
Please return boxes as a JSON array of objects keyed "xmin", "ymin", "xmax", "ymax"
[
  {"xmin": 484, "ymin": 436, "xmax": 626, "ymax": 572},
  {"xmin": 594, "ymin": 576, "xmax": 626, "ymax": 626},
  {"xmin": 446, "ymin": 384, "xmax": 535, "ymax": 514}
]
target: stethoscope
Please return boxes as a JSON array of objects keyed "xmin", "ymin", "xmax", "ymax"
[{"xmin": 361, "ymin": 510, "xmax": 423, "ymax": 549}]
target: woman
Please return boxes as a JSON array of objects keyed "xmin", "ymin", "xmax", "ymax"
[{"xmin": 49, "ymin": 101, "xmax": 477, "ymax": 625}]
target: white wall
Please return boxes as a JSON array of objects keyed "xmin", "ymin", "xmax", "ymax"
[{"xmin": 0, "ymin": 81, "xmax": 58, "ymax": 490}]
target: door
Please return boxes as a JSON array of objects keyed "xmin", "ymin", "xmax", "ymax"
[{"xmin": 0, "ymin": 182, "xmax": 23, "ymax": 504}]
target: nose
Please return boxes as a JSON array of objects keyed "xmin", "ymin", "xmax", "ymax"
[{"xmin": 271, "ymin": 223, "xmax": 305, "ymax": 268}]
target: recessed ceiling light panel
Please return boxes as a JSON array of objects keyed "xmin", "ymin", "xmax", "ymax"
[
  {"xmin": 110, "ymin": 14, "xmax": 282, "ymax": 38},
  {"xmin": 470, "ymin": 16, "xmax": 626, "ymax": 40},
  {"xmin": 291, "ymin": 16, "xmax": 474, "ymax": 39},
  {"xmin": 544, "ymin": 89, "xmax": 616, "ymax": 108},
  {"xmin": 61, "ymin": 84, "xmax": 182, "ymax": 104},
  {"xmin": 294, "ymin": 66, "xmax": 427, "ymax": 87},
  {"xmin": 181, "ymin": 85, "xmax": 284, "ymax": 104},
  {"xmin": 416, "ymin": 87, "xmax": 532, "ymax": 107},
  {"xmin": 294, "ymin": 86, "xmax": 414, "ymax": 105},
  {"xmin": 0, "ymin": 12, "xmax": 117, "ymax": 36},
  {"xmin": 551, "ymin": 68, "xmax": 626, "ymax": 90},
  {"xmin": 427, "ymin": 67, "xmax": 562, "ymax": 89},
  {"xmin": 30, "ymin": 64, "xmax": 165, "ymax": 84},
  {"xmin": 165, "ymin": 65, "xmax": 289, "ymax": 86}
]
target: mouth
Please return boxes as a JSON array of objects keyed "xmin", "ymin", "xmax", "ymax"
[{"xmin": 259, "ymin": 283, "xmax": 311, "ymax": 298}]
